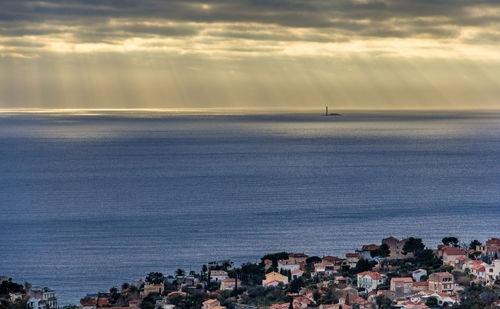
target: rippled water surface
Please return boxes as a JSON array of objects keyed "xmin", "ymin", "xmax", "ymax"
[{"xmin": 1, "ymin": 111, "xmax": 499, "ymax": 303}]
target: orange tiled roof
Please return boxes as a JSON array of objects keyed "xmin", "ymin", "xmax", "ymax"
[
  {"xmin": 357, "ymin": 271, "xmax": 384, "ymax": 280},
  {"xmin": 391, "ymin": 277, "xmax": 413, "ymax": 283},
  {"xmin": 362, "ymin": 244, "xmax": 380, "ymax": 251},
  {"xmin": 441, "ymin": 246, "xmax": 466, "ymax": 255}
]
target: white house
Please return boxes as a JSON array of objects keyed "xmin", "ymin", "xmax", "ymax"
[
  {"xmin": 486, "ymin": 259, "xmax": 500, "ymax": 286},
  {"xmin": 277, "ymin": 260, "xmax": 300, "ymax": 273},
  {"xmin": 313, "ymin": 262, "xmax": 335, "ymax": 276},
  {"xmin": 210, "ymin": 270, "xmax": 228, "ymax": 282},
  {"xmin": 412, "ymin": 269, "xmax": 427, "ymax": 282},
  {"xmin": 27, "ymin": 298, "xmax": 46, "ymax": 309},
  {"xmin": 28, "ymin": 287, "xmax": 57, "ymax": 309},
  {"xmin": 356, "ymin": 271, "xmax": 386, "ymax": 292}
]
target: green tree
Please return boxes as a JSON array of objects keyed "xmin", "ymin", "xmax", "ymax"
[
  {"xmin": 379, "ymin": 243, "xmax": 391, "ymax": 258},
  {"xmin": 375, "ymin": 295, "xmax": 392, "ymax": 309},
  {"xmin": 402, "ymin": 237, "xmax": 425, "ymax": 255},
  {"xmin": 175, "ymin": 269, "xmax": 185, "ymax": 277},
  {"xmin": 442, "ymin": 237, "xmax": 459, "ymax": 247},
  {"xmin": 469, "ymin": 240, "xmax": 482, "ymax": 250},
  {"xmin": 355, "ymin": 259, "xmax": 377, "ymax": 272},
  {"xmin": 140, "ymin": 297, "xmax": 155, "ymax": 309},
  {"xmin": 425, "ymin": 296, "xmax": 438, "ymax": 308},
  {"xmin": 146, "ymin": 272, "xmax": 165, "ymax": 284}
]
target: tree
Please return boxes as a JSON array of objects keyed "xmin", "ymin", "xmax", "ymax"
[
  {"xmin": 146, "ymin": 272, "xmax": 165, "ymax": 284},
  {"xmin": 415, "ymin": 249, "xmax": 442, "ymax": 268},
  {"xmin": 442, "ymin": 237, "xmax": 459, "ymax": 247},
  {"xmin": 402, "ymin": 237, "xmax": 425, "ymax": 255},
  {"xmin": 175, "ymin": 269, "xmax": 185, "ymax": 277},
  {"xmin": 287, "ymin": 277, "xmax": 304, "ymax": 294},
  {"xmin": 355, "ymin": 259, "xmax": 377, "ymax": 272},
  {"xmin": 140, "ymin": 297, "xmax": 155, "ymax": 309},
  {"xmin": 469, "ymin": 240, "xmax": 482, "ymax": 250},
  {"xmin": 375, "ymin": 295, "xmax": 392, "ymax": 309},
  {"xmin": 379, "ymin": 243, "xmax": 391, "ymax": 258},
  {"xmin": 425, "ymin": 296, "xmax": 438, "ymax": 308},
  {"xmin": 121, "ymin": 282, "xmax": 130, "ymax": 291}
]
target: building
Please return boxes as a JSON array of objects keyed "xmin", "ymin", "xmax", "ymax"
[
  {"xmin": 438, "ymin": 246, "xmax": 467, "ymax": 265},
  {"xmin": 28, "ymin": 287, "xmax": 57, "ymax": 309},
  {"xmin": 142, "ymin": 283, "xmax": 164, "ymax": 297},
  {"xmin": 428, "ymin": 272, "xmax": 454, "ymax": 294},
  {"xmin": 319, "ymin": 305, "xmax": 352, "ymax": 309},
  {"xmin": 382, "ymin": 237, "xmax": 413, "ymax": 259},
  {"xmin": 390, "ymin": 277, "xmax": 413, "ymax": 299},
  {"xmin": 486, "ymin": 259, "xmax": 500, "ymax": 286},
  {"xmin": 322, "ymin": 256, "xmax": 343, "ymax": 266},
  {"xmin": 288, "ymin": 253, "xmax": 308, "ymax": 264},
  {"xmin": 262, "ymin": 272, "xmax": 288, "ymax": 287},
  {"xmin": 277, "ymin": 260, "xmax": 301, "ymax": 273},
  {"xmin": 412, "ymin": 281, "xmax": 429, "ymax": 292},
  {"xmin": 210, "ymin": 270, "xmax": 228, "ymax": 282},
  {"xmin": 345, "ymin": 253, "xmax": 359, "ymax": 268},
  {"xmin": 356, "ymin": 271, "xmax": 386, "ymax": 292},
  {"xmin": 27, "ymin": 298, "xmax": 46, "ymax": 309},
  {"xmin": 314, "ymin": 262, "xmax": 336, "ymax": 276},
  {"xmin": 220, "ymin": 278, "xmax": 241, "ymax": 291},
  {"xmin": 412, "ymin": 269, "xmax": 427, "ymax": 282},
  {"xmin": 202, "ymin": 299, "xmax": 220, "ymax": 309},
  {"xmin": 357, "ymin": 244, "xmax": 380, "ymax": 261},
  {"xmin": 291, "ymin": 269, "xmax": 304, "ymax": 280}
]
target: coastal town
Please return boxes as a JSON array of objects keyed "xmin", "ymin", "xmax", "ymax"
[{"xmin": 2, "ymin": 236, "xmax": 500, "ymax": 309}]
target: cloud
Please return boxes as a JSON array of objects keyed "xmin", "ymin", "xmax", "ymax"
[{"xmin": 0, "ymin": 0, "xmax": 499, "ymax": 60}]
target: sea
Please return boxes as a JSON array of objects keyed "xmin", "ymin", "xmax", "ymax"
[{"xmin": 0, "ymin": 110, "xmax": 499, "ymax": 304}]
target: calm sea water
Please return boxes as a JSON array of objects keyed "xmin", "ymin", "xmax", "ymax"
[{"xmin": 1, "ymin": 111, "xmax": 499, "ymax": 304}]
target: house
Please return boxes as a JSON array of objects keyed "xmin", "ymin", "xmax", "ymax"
[
  {"xmin": 291, "ymin": 269, "xmax": 304, "ymax": 280},
  {"xmin": 356, "ymin": 271, "xmax": 386, "ymax": 292},
  {"xmin": 270, "ymin": 303, "xmax": 301, "ymax": 309},
  {"xmin": 333, "ymin": 276, "xmax": 351, "ymax": 287},
  {"xmin": 428, "ymin": 272, "xmax": 454, "ymax": 294},
  {"xmin": 313, "ymin": 262, "xmax": 335, "ymax": 276},
  {"xmin": 262, "ymin": 272, "xmax": 288, "ymax": 287},
  {"xmin": 277, "ymin": 259, "xmax": 300, "ymax": 273},
  {"xmin": 486, "ymin": 238, "xmax": 500, "ymax": 247},
  {"xmin": 292, "ymin": 296, "xmax": 312, "ymax": 309},
  {"xmin": 345, "ymin": 253, "xmax": 359, "ymax": 268},
  {"xmin": 263, "ymin": 259, "xmax": 273, "ymax": 271},
  {"xmin": 219, "ymin": 278, "xmax": 241, "ymax": 291},
  {"xmin": 486, "ymin": 259, "xmax": 500, "ymax": 286},
  {"xmin": 9, "ymin": 293, "xmax": 23, "ymax": 303},
  {"xmin": 403, "ymin": 302, "xmax": 429, "ymax": 309},
  {"xmin": 412, "ymin": 269, "xmax": 427, "ymax": 282},
  {"xmin": 357, "ymin": 244, "xmax": 380, "ymax": 261},
  {"xmin": 210, "ymin": 270, "xmax": 228, "ymax": 282},
  {"xmin": 438, "ymin": 246, "xmax": 467, "ymax": 265},
  {"xmin": 28, "ymin": 287, "xmax": 57, "ymax": 309},
  {"xmin": 319, "ymin": 305, "xmax": 352, "ymax": 309},
  {"xmin": 202, "ymin": 299, "xmax": 220, "ymax": 309},
  {"xmin": 390, "ymin": 277, "xmax": 413, "ymax": 299},
  {"xmin": 27, "ymin": 298, "xmax": 46, "ymax": 309},
  {"xmin": 382, "ymin": 237, "xmax": 413, "ymax": 259},
  {"xmin": 466, "ymin": 260, "xmax": 487, "ymax": 280},
  {"xmin": 322, "ymin": 256, "xmax": 343, "ymax": 266},
  {"xmin": 334, "ymin": 286, "xmax": 358, "ymax": 305},
  {"xmin": 288, "ymin": 253, "xmax": 308, "ymax": 264},
  {"xmin": 142, "ymin": 283, "xmax": 164, "ymax": 297},
  {"xmin": 80, "ymin": 296, "xmax": 97, "ymax": 309},
  {"xmin": 412, "ymin": 281, "xmax": 429, "ymax": 292}
]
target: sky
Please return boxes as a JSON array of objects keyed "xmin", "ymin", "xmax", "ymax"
[{"xmin": 1, "ymin": 0, "xmax": 500, "ymax": 110}]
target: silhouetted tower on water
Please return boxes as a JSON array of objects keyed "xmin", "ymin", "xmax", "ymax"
[{"xmin": 325, "ymin": 106, "xmax": 328, "ymax": 116}]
